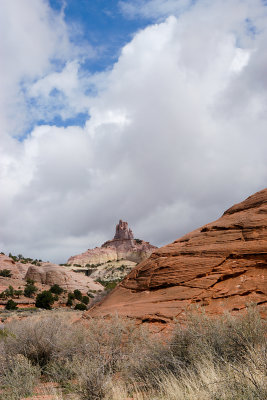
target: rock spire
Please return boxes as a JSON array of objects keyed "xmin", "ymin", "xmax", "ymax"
[
  {"xmin": 88, "ymin": 189, "xmax": 267, "ymax": 324},
  {"xmin": 114, "ymin": 220, "xmax": 134, "ymax": 240}
]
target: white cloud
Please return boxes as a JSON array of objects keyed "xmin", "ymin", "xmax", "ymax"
[{"xmin": 0, "ymin": 0, "xmax": 267, "ymax": 262}]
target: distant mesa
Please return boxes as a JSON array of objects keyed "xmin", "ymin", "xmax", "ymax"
[
  {"xmin": 88, "ymin": 189, "xmax": 267, "ymax": 325},
  {"xmin": 67, "ymin": 220, "xmax": 157, "ymax": 266}
]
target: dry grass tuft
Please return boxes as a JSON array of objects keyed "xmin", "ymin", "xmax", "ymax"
[{"xmin": 0, "ymin": 307, "xmax": 266, "ymax": 400}]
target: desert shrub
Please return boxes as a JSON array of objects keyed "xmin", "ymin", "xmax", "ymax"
[
  {"xmin": 169, "ymin": 307, "xmax": 265, "ymax": 366},
  {"xmin": 74, "ymin": 357, "xmax": 110, "ymax": 400},
  {"xmin": 0, "ymin": 327, "xmax": 9, "ymax": 340},
  {"xmin": 73, "ymin": 289, "xmax": 82, "ymax": 301},
  {"xmin": 74, "ymin": 303, "xmax": 87, "ymax": 311},
  {"xmin": 44, "ymin": 358, "xmax": 75, "ymax": 386},
  {"xmin": 24, "ymin": 281, "xmax": 38, "ymax": 298},
  {"xmin": 3, "ymin": 313, "xmax": 88, "ymax": 368},
  {"xmin": 70, "ymin": 316, "xmax": 150, "ymax": 399},
  {"xmin": 5, "ymin": 299, "xmax": 18, "ymax": 310},
  {"xmin": 13, "ymin": 290, "xmax": 23, "ymax": 298},
  {"xmin": 3, "ymin": 286, "xmax": 15, "ymax": 298},
  {"xmin": 0, "ymin": 354, "xmax": 40, "ymax": 399},
  {"xmin": 50, "ymin": 284, "xmax": 64, "ymax": 295},
  {"xmin": 81, "ymin": 295, "xmax": 89, "ymax": 305},
  {"xmin": 66, "ymin": 292, "xmax": 75, "ymax": 306},
  {"xmin": 96, "ymin": 279, "xmax": 121, "ymax": 291},
  {"xmin": 127, "ymin": 307, "xmax": 267, "ymax": 393},
  {"xmin": 35, "ymin": 290, "xmax": 54, "ymax": 309},
  {"xmin": 0, "ymin": 269, "xmax": 12, "ymax": 278}
]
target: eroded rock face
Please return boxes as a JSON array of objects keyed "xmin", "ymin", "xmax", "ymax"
[
  {"xmin": 114, "ymin": 220, "xmax": 134, "ymax": 240},
  {"xmin": 25, "ymin": 263, "xmax": 103, "ymax": 292},
  {"xmin": 68, "ymin": 220, "xmax": 157, "ymax": 266},
  {"xmin": 88, "ymin": 189, "xmax": 267, "ymax": 323}
]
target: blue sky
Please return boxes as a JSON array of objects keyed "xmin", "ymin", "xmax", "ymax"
[
  {"xmin": 49, "ymin": 0, "xmax": 148, "ymax": 73},
  {"xmin": 28, "ymin": 0, "xmax": 151, "ymax": 130},
  {"xmin": 0, "ymin": 0, "xmax": 266, "ymax": 262}
]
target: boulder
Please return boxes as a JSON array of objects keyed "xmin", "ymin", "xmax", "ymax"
[{"xmin": 88, "ymin": 189, "xmax": 267, "ymax": 323}]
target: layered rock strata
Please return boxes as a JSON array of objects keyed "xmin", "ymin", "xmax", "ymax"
[
  {"xmin": 88, "ymin": 189, "xmax": 267, "ymax": 323},
  {"xmin": 25, "ymin": 263, "xmax": 103, "ymax": 292},
  {"xmin": 0, "ymin": 255, "xmax": 103, "ymax": 304},
  {"xmin": 68, "ymin": 220, "xmax": 157, "ymax": 266}
]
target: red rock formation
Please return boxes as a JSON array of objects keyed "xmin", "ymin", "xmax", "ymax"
[
  {"xmin": 68, "ymin": 220, "xmax": 157, "ymax": 266},
  {"xmin": 88, "ymin": 189, "xmax": 267, "ymax": 323},
  {"xmin": 114, "ymin": 220, "xmax": 134, "ymax": 240}
]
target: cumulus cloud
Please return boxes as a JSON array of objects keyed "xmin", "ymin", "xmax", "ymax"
[{"xmin": 0, "ymin": 0, "xmax": 267, "ymax": 262}]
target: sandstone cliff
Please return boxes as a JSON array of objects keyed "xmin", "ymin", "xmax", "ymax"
[
  {"xmin": 25, "ymin": 263, "xmax": 102, "ymax": 292},
  {"xmin": 88, "ymin": 189, "xmax": 267, "ymax": 323},
  {"xmin": 68, "ymin": 220, "xmax": 157, "ymax": 266}
]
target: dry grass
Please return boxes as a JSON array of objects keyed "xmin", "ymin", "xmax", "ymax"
[{"xmin": 0, "ymin": 307, "xmax": 266, "ymax": 400}]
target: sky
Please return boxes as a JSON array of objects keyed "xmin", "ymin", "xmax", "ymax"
[{"xmin": 0, "ymin": 0, "xmax": 266, "ymax": 263}]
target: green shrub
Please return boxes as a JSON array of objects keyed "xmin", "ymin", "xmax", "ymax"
[
  {"xmin": 74, "ymin": 303, "xmax": 87, "ymax": 311},
  {"xmin": 24, "ymin": 282, "xmax": 38, "ymax": 298},
  {"xmin": 66, "ymin": 292, "xmax": 75, "ymax": 306},
  {"xmin": 50, "ymin": 284, "xmax": 63, "ymax": 295},
  {"xmin": 74, "ymin": 289, "xmax": 82, "ymax": 301},
  {"xmin": 35, "ymin": 291, "xmax": 54, "ymax": 310},
  {"xmin": 5, "ymin": 299, "xmax": 18, "ymax": 310},
  {"xmin": 2, "ymin": 285, "xmax": 15, "ymax": 298},
  {"xmin": 81, "ymin": 295, "xmax": 89, "ymax": 305},
  {"xmin": 0, "ymin": 269, "xmax": 12, "ymax": 278},
  {"xmin": 96, "ymin": 279, "xmax": 121, "ymax": 290},
  {"xmin": 14, "ymin": 289, "xmax": 23, "ymax": 298}
]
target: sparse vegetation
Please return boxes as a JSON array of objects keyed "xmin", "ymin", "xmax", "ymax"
[
  {"xmin": 73, "ymin": 289, "xmax": 83, "ymax": 301},
  {"xmin": 35, "ymin": 290, "xmax": 55, "ymax": 309},
  {"xmin": 0, "ymin": 285, "xmax": 21, "ymax": 300},
  {"xmin": 0, "ymin": 307, "xmax": 265, "ymax": 399},
  {"xmin": 50, "ymin": 284, "xmax": 64, "ymax": 295},
  {"xmin": 0, "ymin": 269, "xmax": 12, "ymax": 278},
  {"xmin": 81, "ymin": 295, "xmax": 89, "ymax": 305},
  {"xmin": 96, "ymin": 278, "xmax": 123, "ymax": 290},
  {"xmin": 5, "ymin": 299, "xmax": 18, "ymax": 310},
  {"xmin": 74, "ymin": 303, "xmax": 87, "ymax": 311},
  {"xmin": 66, "ymin": 292, "xmax": 75, "ymax": 306},
  {"xmin": 24, "ymin": 280, "xmax": 38, "ymax": 298},
  {"xmin": 8, "ymin": 252, "xmax": 43, "ymax": 265}
]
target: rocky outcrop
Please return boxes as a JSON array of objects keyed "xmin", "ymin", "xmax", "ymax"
[
  {"xmin": 0, "ymin": 254, "xmax": 103, "ymax": 303},
  {"xmin": 0, "ymin": 254, "xmax": 29, "ymax": 280},
  {"xmin": 114, "ymin": 220, "xmax": 134, "ymax": 240},
  {"xmin": 25, "ymin": 263, "xmax": 103, "ymax": 292},
  {"xmin": 68, "ymin": 220, "xmax": 157, "ymax": 266},
  {"xmin": 88, "ymin": 189, "xmax": 267, "ymax": 323}
]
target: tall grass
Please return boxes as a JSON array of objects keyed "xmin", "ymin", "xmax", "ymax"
[{"xmin": 0, "ymin": 307, "xmax": 266, "ymax": 399}]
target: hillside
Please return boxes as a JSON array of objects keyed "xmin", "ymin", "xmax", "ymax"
[{"xmin": 88, "ymin": 188, "xmax": 267, "ymax": 324}]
